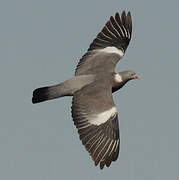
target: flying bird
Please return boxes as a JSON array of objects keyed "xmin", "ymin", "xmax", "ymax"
[{"xmin": 32, "ymin": 11, "xmax": 140, "ymax": 169}]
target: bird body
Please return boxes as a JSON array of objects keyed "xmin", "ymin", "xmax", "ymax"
[
  {"xmin": 32, "ymin": 71, "xmax": 137, "ymax": 103},
  {"xmin": 32, "ymin": 11, "xmax": 140, "ymax": 169}
]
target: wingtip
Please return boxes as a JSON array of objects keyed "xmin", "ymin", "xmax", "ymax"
[
  {"xmin": 115, "ymin": 12, "xmax": 120, "ymax": 19},
  {"xmin": 127, "ymin": 11, "xmax": 131, "ymax": 16},
  {"xmin": 100, "ymin": 163, "xmax": 105, "ymax": 170},
  {"xmin": 122, "ymin": 10, "xmax": 126, "ymax": 17},
  {"xmin": 115, "ymin": 11, "xmax": 131, "ymax": 18}
]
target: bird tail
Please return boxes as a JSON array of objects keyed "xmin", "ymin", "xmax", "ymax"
[
  {"xmin": 32, "ymin": 75, "xmax": 95, "ymax": 104},
  {"xmin": 32, "ymin": 83, "xmax": 68, "ymax": 104}
]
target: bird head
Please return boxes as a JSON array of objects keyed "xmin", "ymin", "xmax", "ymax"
[{"xmin": 118, "ymin": 70, "xmax": 140, "ymax": 82}]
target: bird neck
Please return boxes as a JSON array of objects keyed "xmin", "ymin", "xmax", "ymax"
[
  {"xmin": 112, "ymin": 74, "xmax": 131, "ymax": 93},
  {"xmin": 112, "ymin": 81, "xmax": 127, "ymax": 93}
]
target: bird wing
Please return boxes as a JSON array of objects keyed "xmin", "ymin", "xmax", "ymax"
[
  {"xmin": 75, "ymin": 11, "xmax": 132, "ymax": 76},
  {"xmin": 71, "ymin": 79, "xmax": 119, "ymax": 169}
]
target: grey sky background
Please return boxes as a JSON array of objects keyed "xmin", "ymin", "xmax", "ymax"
[{"xmin": 1, "ymin": 0, "xmax": 179, "ymax": 179}]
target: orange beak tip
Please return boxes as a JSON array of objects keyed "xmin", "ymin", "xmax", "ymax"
[{"xmin": 135, "ymin": 75, "xmax": 141, "ymax": 79}]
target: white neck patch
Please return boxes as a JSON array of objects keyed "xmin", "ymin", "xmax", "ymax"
[
  {"xmin": 90, "ymin": 107, "xmax": 117, "ymax": 126},
  {"xmin": 99, "ymin": 47, "xmax": 124, "ymax": 57},
  {"xmin": 114, "ymin": 74, "xmax": 123, "ymax": 83}
]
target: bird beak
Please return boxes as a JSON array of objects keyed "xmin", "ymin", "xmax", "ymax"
[{"xmin": 133, "ymin": 75, "xmax": 140, "ymax": 79}]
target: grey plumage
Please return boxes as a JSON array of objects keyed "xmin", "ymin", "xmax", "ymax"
[
  {"xmin": 72, "ymin": 77, "xmax": 120, "ymax": 169},
  {"xmin": 32, "ymin": 11, "xmax": 139, "ymax": 169},
  {"xmin": 32, "ymin": 75, "xmax": 95, "ymax": 103}
]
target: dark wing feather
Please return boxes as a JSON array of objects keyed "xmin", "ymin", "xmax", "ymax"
[
  {"xmin": 89, "ymin": 11, "xmax": 132, "ymax": 52},
  {"xmin": 71, "ymin": 79, "xmax": 120, "ymax": 169},
  {"xmin": 75, "ymin": 11, "xmax": 132, "ymax": 76}
]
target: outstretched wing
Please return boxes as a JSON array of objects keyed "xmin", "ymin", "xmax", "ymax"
[
  {"xmin": 75, "ymin": 11, "xmax": 132, "ymax": 76},
  {"xmin": 71, "ymin": 79, "xmax": 120, "ymax": 169}
]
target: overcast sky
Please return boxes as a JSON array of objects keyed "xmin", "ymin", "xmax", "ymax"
[{"xmin": 1, "ymin": 0, "xmax": 179, "ymax": 179}]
